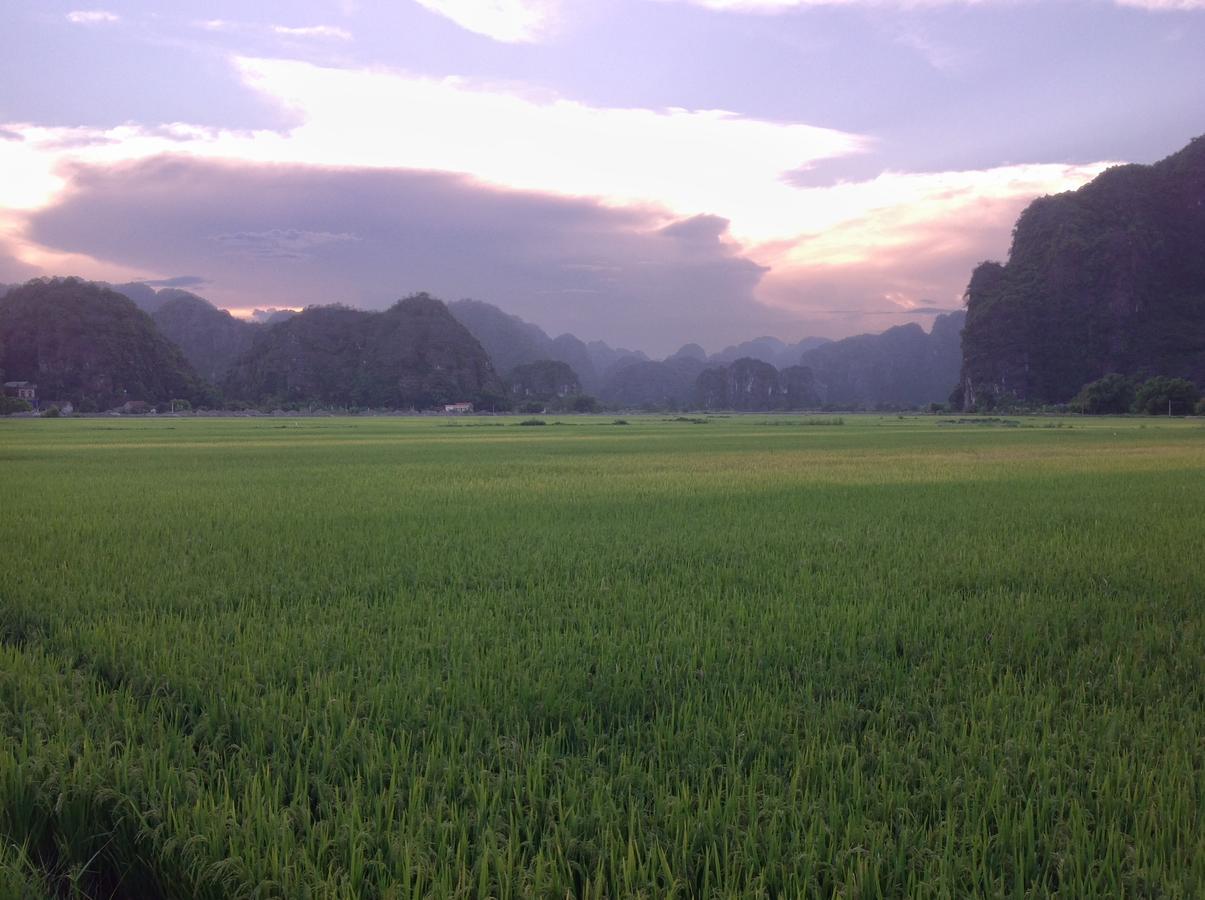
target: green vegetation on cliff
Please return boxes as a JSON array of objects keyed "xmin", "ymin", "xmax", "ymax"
[
  {"xmin": 0, "ymin": 277, "xmax": 211, "ymax": 411},
  {"xmin": 961, "ymin": 135, "xmax": 1205, "ymax": 407},
  {"xmin": 152, "ymin": 293, "xmax": 260, "ymax": 384},
  {"xmin": 224, "ymin": 293, "xmax": 503, "ymax": 408}
]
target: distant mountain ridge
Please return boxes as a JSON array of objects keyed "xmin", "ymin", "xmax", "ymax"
[
  {"xmin": 707, "ymin": 335, "xmax": 832, "ymax": 369},
  {"xmin": 0, "ymin": 276, "xmax": 967, "ymax": 412},
  {"xmin": 800, "ymin": 311, "xmax": 965, "ymax": 408},
  {"xmin": 960, "ymin": 134, "xmax": 1205, "ymax": 406},
  {"xmin": 447, "ymin": 299, "xmax": 647, "ymax": 392},
  {"xmin": 695, "ymin": 358, "xmax": 821, "ymax": 411}
]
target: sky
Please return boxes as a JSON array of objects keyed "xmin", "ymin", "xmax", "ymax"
[{"xmin": 1, "ymin": 1, "xmax": 1202, "ymax": 355}]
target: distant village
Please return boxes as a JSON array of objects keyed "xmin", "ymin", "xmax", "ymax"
[{"xmin": 1, "ymin": 381, "xmax": 485, "ymax": 417}]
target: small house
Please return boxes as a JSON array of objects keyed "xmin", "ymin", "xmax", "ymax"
[
  {"xmin": 121, "ymin": 400, "xmax": 151, "ymax": 414},
  {"xmin": 3, "ymin": 381, "xmax": 37, "ymax": 404},
  {"xmin": 444, "ymin": 402, "xmax": 474, "ymax": 413}
]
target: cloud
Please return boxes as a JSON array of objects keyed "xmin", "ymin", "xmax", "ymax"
[
  {"xmin": 137, "ymin": 275, "xmax": 209, "ymax": 288},
  {"xmin": 754, "ymin": 169, "xmax": 1105, "ymax": 327},
  {"xmin": 1114, "ymin": 0, "xmax": 1205, "ymax": 8},
  {"xmin": 0, "ymin": 56, "xmax": 867, "ymax": 234},
  {"xmin": 411, "ymin": 0, "xmax": 561, "ymax": 42},
  {"xmin": 21, "ymin": 157, "xmax": 777, "ymax": 353},
  {"xmin": 225, "ymin": 56, "xmax": 869, "ymax": 245},
  {"xmin": 894, "ymin": 305, "xmax": 961, "ymax": 314},
  {"xmin": 0, "ymin": 243, "xmax": 40, "ymax": 284},
  {"xmin": 663, "ymin": 0, "xmax": 1205, "ymax": 9},
  {"xmin": 193, "ymin": 20, "xmax": 354, "ymax": 39},
  {"xmin": 65, "ymin": 10, "xmax": 120, "ymax": 25},
  {"xmin": 271, "ymin": 25, "xmax": 354, "ymax": 40},
  {"xmin": 0, "ymin": 58, "xmax": 868, "ymax": 245},
  {"xmin": 212, "ymin": 228, "xmax": 360, "ymax": 259}
]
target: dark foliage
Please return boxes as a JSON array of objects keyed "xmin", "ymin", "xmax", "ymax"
[
  {"xmin": 507, "ymin": 360, "xmax": 581, "ymax": 401},
  {"xmin": 1070, "ymin": 374, "xmax": 1136, "ymax": 414},
  {"xmin": 0, "ymin": 277, "xmax": 212, "ymax": 411},
  {"xmin": 152, "ymin": 293, "xmax": 260, "ymax": 384},
  {"xmin": 961, "ymin": 135, "xmax": 1205, "ymax": 407},
  {"xmin": 223, "ymin": 293, "xmax": 503, "ymax": 409},
  {"xmin": 1132, "ymin": 376, "xmax": 1200, "ymax": 415}
]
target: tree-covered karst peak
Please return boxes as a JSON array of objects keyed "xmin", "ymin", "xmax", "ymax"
[
  {"xmin": 0, "ymin": 276, "xmax": 211, "ymax": 410},
  {"xmin": 223, "ymin": 294, "xmax": 503, "ymax": 408},
  {"xmin": 507, "ymin": 359, "xmax": 582, "ymax": 401},
  {"xmin": 960, "ymin": 134, "xmax": 1205, "ymax": 407},
  {"xmin": 151, "ymin": 292, "xmax": 261, "ymax": 384}
]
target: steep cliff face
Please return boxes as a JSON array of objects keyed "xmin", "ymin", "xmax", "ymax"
[
  {"xmin": 224, "ymin": 294, "xmax": 503, "ymax": 408},
  {"xmin": 960, "ymin": 135, "xmax": 1205, "ymax": 407},
  {"xmin": 0, "ymin": 277, "xmax": 210, "ymax": 410}
]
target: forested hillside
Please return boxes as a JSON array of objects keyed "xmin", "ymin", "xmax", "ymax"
[
  {"xmin": 960, "ymin": 135, "xmax": 1205, "ymax": 406},
  {"xmin": 0, "ymin": 277, "xmax": 210, "ymax": 410}
]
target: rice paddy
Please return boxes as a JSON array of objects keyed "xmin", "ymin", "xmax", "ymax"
[{"xmin": 0, "ymin": 414, "xmax": 1202, "ymax": 898}]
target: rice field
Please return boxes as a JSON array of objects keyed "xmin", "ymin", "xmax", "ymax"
[{"xmin": 0, "ymin": 414, "xmax": 1202, "ymax": 898}]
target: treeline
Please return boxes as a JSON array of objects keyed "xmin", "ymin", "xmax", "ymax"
[{"xmin": 1071, "ymin": 374, "xmax": 1202, "ymax": 416}]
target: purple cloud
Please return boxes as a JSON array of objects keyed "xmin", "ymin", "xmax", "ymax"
[{"xmin": 23, "ymin": 156, "xmax": 780, "ymax": 354}]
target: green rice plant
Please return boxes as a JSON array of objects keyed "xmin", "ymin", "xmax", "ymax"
[{"xmin": 0, "ymin": 414, "xmax": 1201, "ymax": 897}]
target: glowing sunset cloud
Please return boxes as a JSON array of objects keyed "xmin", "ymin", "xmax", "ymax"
[
  {"xmin": 412, "ymin": 0, "xmax": 561, "ymax": 42},
  {"xmin": 0, "ymin": 57, "xmax": 1106, "ymax": 280}
]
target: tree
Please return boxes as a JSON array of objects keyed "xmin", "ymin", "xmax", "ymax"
[
  {"xmin": 507, "ymin": 360, "xmax": 580, "ymax": 401},
  {"xmin": 1132, "ymin": 376, "xmax": 1200, "ymax": 415},
  {"xmin": 1070, "ymin": 373, "xmax": 1135, "ymax": 414}
]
